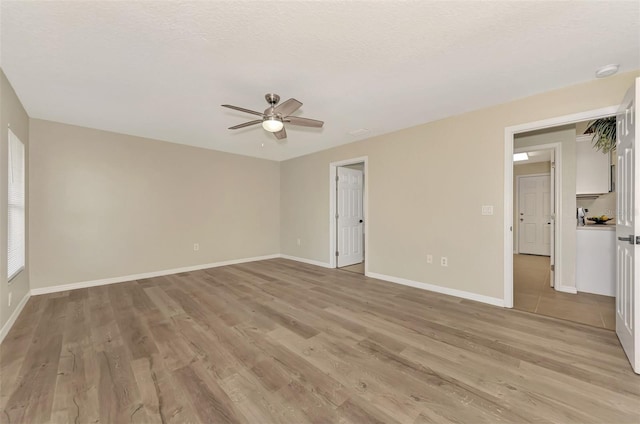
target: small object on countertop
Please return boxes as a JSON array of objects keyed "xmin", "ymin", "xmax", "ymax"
[
  {"xmin": 587, "ymin": 215, "xmax": 614, "ymax": 225},
  {"xmin": 577, "ymin": 207, "xmax": 586, "ymax": 226}
]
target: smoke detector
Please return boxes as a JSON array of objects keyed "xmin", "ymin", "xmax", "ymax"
[{"xmin": 595, "ymin": 64, "xmax": 619, "ymax": 78}]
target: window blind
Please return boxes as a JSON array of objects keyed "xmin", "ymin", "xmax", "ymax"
[{"xmin": 8, "ymin": 129, "xmax": 25, "ymax": 281}]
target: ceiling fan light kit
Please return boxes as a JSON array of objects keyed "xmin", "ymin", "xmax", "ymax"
[
  {"xmin": 222, "ymin": 93, "xmax": 324, "ymax": 140},
  {"xmin": 262, "ymin": 117, "xmax": 284, "ymax": 132}
]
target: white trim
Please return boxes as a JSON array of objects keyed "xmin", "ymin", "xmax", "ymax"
[
  {"xmin": 0, "ymin": 291, "xmax": 30, "ymax": 345},
  {"xmin": 367, "ymin": 271, "xmax": 504, "ymax": 307},
  {"xmin": 279, "ymin": 254, "xmax": 331, "ymax": 268},
  {"xmin": 30, "ymin": 254, "xmax": 280, "ymax": 295},
  {"xmin": 555, "ymin": 284, "xmax": 578, "ymax": 294},
  {"xmin": 504, "ymin": 106, "xmax": 617, "ymax": 308},
  {"xmin": 329, "ymin": 156, "xmax": 369, "ymax": 273}
]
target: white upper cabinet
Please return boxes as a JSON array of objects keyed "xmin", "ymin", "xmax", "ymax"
[{"xmin": 576, "ymin": 134, "xmax": 610, "ymax": 195}]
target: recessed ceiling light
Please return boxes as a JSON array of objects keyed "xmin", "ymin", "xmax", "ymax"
[
  {"xmin": 595, "ymin": 64, "xmax": 619, "ymax": 79},
  {"xmin": 513, "ymin": 152, "xmax": 529, "ymax": 162}
]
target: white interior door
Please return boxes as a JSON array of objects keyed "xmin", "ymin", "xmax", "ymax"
[
  {"xmin": 337, "ymin": 167, "xmax": 364, "ymax": 267},
  {"xmin": 518, "ymin": 174, "xmax": 551, "ymax": 256},
  {"xmin": 616, "ymin": 77, "xmax": 640, "ymax": 374},
  {"xmin": 549, "ymin": 153, "xmax": 555, "ymax": 287}
]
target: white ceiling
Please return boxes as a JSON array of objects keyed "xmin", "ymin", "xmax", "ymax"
[{"xmin": 1, "ymin": 1, "xmax": 638, "ymax": 161}]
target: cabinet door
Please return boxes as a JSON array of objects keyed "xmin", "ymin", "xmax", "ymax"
[{"xmin": 576, "ymin": 135, "xmax": 610, "ymax": 194}]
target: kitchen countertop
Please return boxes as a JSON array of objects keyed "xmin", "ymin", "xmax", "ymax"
[{"xmin": 577, "ymin": 224, "xmax": 615, "ymax": 230}]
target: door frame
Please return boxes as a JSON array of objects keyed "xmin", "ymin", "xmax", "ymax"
[
  {"xmin": 329, "ymin": 156, "xmax": 369, "ymax": 272},
  {"xmin": 503, "ymin": 106, "xmax": 617, "ymax": 308},
  {"xmin": 515, "ymin": 171, "xmax": 552, "ymax": 256}
]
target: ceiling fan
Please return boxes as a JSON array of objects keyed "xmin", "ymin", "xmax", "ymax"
[{"xmin": 222, "ymin": 93, "xmax": 324, "ymax": 140}]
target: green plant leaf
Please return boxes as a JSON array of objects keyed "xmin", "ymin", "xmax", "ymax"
[{"xmin": 586, "ymin": 117, "xmax": 616, "ymax": 153}]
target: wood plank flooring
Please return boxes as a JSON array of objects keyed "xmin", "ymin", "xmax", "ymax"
[
  {"xmin": 339, "ymin": 262, "xmax": 365, "ymax": 274},
  {"xmin": 1, "ymin": 258, "xmax": 639, "ymax": 423}
]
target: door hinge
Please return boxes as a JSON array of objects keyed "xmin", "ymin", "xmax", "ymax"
[
  {"xmin": 335, "ymin": 251, "xmax": 339, "ymax": 256},
  {"xmin": 550, "ymin": 264, "xmax": 555, "ymax": 271},
  {"xmin": 636, "ymin": 236, "xmax": 640, "ymax": 245},
  {"xmin": 335, "ymin": 214, "xmax": 339, "ymax": 219},
  {"xmin": 551, "ymin": 161, "xmax": 556, "ymax": 168},
  {"xmin": 335, "ymin": 175, "xmax": 339, "ymax": 182}
]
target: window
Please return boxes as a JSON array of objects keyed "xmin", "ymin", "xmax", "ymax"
[{"xmin": 8, "ymin": 129, "xmax": 25, "ymax": 281}]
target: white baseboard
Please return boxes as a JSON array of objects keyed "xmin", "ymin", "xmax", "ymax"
[
  {"xmin": 366, "ymin": 271, "xmax": 505, "ymax": 307},
  {"xmin": 555, "ymin": 284, "xmax": 578, "ymax": 294},
  {"xmin": 279, "ymin": 254, "xmax": 332, "ymax": 268},
  {"xmin": 30, "ymin": 254, "xmax": 281, "ymax": 296},
  {"xmin": 0, "ymin": 291, "xmax": 31, "ymax": 345},
  {"xmin": 26, "ymin": 253, "xmax": 502, "ymax": 319}
]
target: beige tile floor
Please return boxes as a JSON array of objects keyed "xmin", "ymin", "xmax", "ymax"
[
  {"xmin": 514, "ymin": 254, "xmax": 615, "ymax": 330},
  {"xmin": 339, "ymin": 261, "xmax": 364, "ymax": 274}
]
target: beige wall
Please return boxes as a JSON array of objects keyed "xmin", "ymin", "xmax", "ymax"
[
  {"xmin": 280, "ymin": 71, "xmax": 639, "ymax": 300},
  {"xmin": 0, "ymin": 69, "xmax": 30, "ymax": 331},
  {"xmin": 576, "ymin": 120, "xmax": 591, "ymax": 136},
  {"xmin": 513, "ymin": 161, "xmax": 552, "ymax": 249},
  {"xmin": 29, "ymin": 120, "xmax": 280, "ymax": 289},
  {"xmin": 515, "ymin": 127, "xmax": 576, "ymax": 289}
]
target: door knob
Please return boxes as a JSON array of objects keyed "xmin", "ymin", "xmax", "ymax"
[
  {"xmin": 520, "ymin": 218, "xmax": 524, "ymax": 221},
  {"xmin": 359, "ymin": 219, "xmax": 363, "ymax": 223}
]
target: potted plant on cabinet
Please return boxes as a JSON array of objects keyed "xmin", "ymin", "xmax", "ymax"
[{"xmin": 585, "ymin": 116, "xmax": 616, "ymax": 153}]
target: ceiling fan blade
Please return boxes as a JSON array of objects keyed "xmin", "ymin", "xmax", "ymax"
[
  {"xmin": 221, "ymin": 104, "xmax": 264, "ymax": 117},
  {"xmin": 228, "ymin": 120, "xmax": 262, "ymax": 130},
  {"xmin": 285, "ymin": 116, "xmax": 324, "ymax": 128},
  {"xmin": 274, "ymin": 98, "xmax": 302, "ymax": 117},
  {"xmin": 273, "ymin": 127, "xmax": 287, "ymax": 140}
]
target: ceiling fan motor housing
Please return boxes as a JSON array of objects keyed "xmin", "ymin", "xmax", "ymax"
[{"xmin": 265, "ymin": 93, "xmax": 280, "ymax": 106}]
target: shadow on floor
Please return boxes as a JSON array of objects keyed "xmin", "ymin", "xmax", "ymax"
[{"xmin": 339, "ymin": 262, "xmax": 364, "ymax": 274}]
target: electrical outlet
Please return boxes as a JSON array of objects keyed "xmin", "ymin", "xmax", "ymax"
[
  {"xmin": 297, "ymin": 238, "xmax": 301, "ymax": 246},
  {"xmin": 8, "ymin": 292, "xmax": 12, "ymax": 307},
  {"xmin": 481, "ymin": 205, "xmax": 494, "ymax": 215},
  {"xmin": 193, "ymin": 243, "xmax": 199, "ymax": 251},
  {"xmin": 427, "ymin": 254, "xmax": 433, "ymax": 264},
  {"xmin": 441, "ymin": 257, "xmax": 448, "ymax": 267}
]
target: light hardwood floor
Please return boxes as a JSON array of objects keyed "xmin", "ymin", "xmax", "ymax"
[
  {"xmin": 339, "ymin": 261, "xmax": 364, "ymax": 274},
  {"xmin": 1, "ymin": 258, "xmax": 638, "ymax": 423}
]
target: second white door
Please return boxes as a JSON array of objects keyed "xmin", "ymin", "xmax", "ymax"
[
  {"xmin": 518, "ymin": 174, "xmax": 551, "ymax": 256},
  {"xmin": 337, "ymin": 167, "xmax": 364, "ymax": 267},
  {"xmin": 616, "ymin": 77, "xmax": 639, "ymax": 374}
]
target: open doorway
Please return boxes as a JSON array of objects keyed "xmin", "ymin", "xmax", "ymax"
[
  {"xmin": 509, "ymin": 119, "xmax": 616, "ymax": 330},
  {"xmin": 329, "ymin": 157, "xmax": 368, "ymax": 275}
]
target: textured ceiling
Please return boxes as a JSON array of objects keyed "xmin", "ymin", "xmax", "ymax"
[{"xmin": 1, "ymin": 1, "xmax": 639, "ymax": 161}]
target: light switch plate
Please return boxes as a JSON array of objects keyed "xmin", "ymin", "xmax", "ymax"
[{"xmin": 481, "ymin": 205, "xmax": 494, "ymax": 215}]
